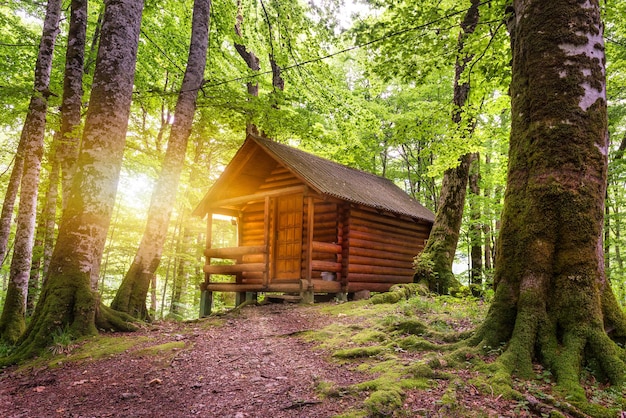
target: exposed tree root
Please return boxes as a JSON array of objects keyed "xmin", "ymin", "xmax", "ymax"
[
  {"xmin": 95, "ymin": 303, "xmax": 139, "ymax": 332},
  {"xmin": 371, "ymin": 283, "xmax": 430, "ymax": 304}
]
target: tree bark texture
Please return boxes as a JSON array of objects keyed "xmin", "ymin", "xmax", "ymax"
[
  {"xmin": 9, "ymin": 0, "xmax": 144, "ymax": 357},
  {"xmin": 413, "ymin": 0, "xmax": 480, "ymax": 294},
  {"xmin": 0, "ymin": 0, "xmax": 62, "ymax": 344},
  {"xmin": 470, "ymin": 0, "xmax": 626, "ymax": 398},
  {"xmin": 57, "ymin": 0, "xmax": 88, "ymax": 209},
  {"xmin": 111, "ymin": 0, "xmax": 211, "ymax": 319}
]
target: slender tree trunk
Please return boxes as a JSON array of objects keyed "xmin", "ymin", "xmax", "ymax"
[
  {"xmin": 169, "ymin": 221, "xmax": 191, "ymax": 317},
  {"xmin": 0, "ymin": 0, "xmax": 62, "ymax": 344},
  {"xmin": 6, "ymin": 0, "xmax": 145, "ymax": 360},
  {"xmin": 468, "ymin": 152, "xmax": 482, "ymax": 294},
  {"xmin": 470, "ymin": 0, "xmax": 626, "ymax": 398},
  {"xmin": 413, "ymin": 0, "xmax": 480, "ymax": 294},
  {"xmin": 57, "ymin": 0, "xmax": 87, "ymax": 209},
  {"xmin": 234, "ymin": 0, "xmax": 260, "ymax": 135},
  {"xmin": 111, "ymin": 0, "xmax": 211, "ymax": 319},
  {"xmin": 0, "ymin": 150, "xmax": 24, "ymax": 268}
]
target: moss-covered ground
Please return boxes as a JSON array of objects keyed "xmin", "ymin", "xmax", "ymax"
[{"xmin": 303, "ymin": 290, "xmax": 626, "ymax": 417}]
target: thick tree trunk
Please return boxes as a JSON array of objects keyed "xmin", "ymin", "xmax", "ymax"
[
  {"xmin": 413, "ymin": 0, "xmax": 480, "ymax": 294},
  {"xmin": 7, "ymin": 0, "xmax": 144, "ymax": 359},
  {"xmin": 110, "ymin": 0, "xmax": 211, "ymax": 319},
  {"xmin": 0, "ymin": 0, "xmax": 62, "ymax": 344},
  {"xmin": 470, "ymin": 0, "xmax": 626, "ymax": 399}
]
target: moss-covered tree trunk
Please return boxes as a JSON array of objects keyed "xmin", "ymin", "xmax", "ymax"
[
  {"xmin": 110, "ymin": 0, "xmax": 211, "ymax": 320},
  {"xmin": 5, "ymin": 0, "xmax": 145, "ymax": 360},
  {"xmin": 413, "ymin": 0, "xmax": 480, "ymax": 294},
  {"xmin": 0, "ymin": 0, "xmax": 62, "ymax": 344},
  {"xmin": 470, "ymin": 0, "xmax": 626, "ymax": 399}
]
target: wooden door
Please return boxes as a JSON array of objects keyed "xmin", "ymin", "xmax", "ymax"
[{"xmin": 273, "ymin": 194, "xmax": 303, "ymax": 280}]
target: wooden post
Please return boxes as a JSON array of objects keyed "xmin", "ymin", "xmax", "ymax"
[
  {"xmin": 200, "ymin": 213, "xmax": 214, "ymax": 317},
  {"xmin": 263, "ymin": 195, "xmax": 271, "ymax": 287},
  {"xmin": 306, "ymin": 196, "xmax": 314, "ymax": 284},
  {"xmin": 199, "ymin": 287, "xmax": 213, "ymax": 317}
]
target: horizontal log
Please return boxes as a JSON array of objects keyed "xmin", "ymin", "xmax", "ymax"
[
  {"xmin": 204, "ymin": 263, "xmax": 266, "ymax": 274},
  {"xmin": 313, "ymin": 220, "xmax": 338, "ymax": 232},
  {"xmin": 242, "ymin": 212, "xmax": 265, "ymax": 222},
  {"xmin": 350, "ymin": 247, "xmax": 422, "ymax": 263},
  {"xmin": 242, "ymin": 254, "xmax": 265, "ymax": 263},
  {"xmin": 241, "ymin": 233, "xmax": 265, "ymax": 242},
  {"xmin": 241, "ymin": 221, "xmax": 265, "ymax": 230},
  {"xmin": 312, "ymin": 241, "xmax": 342, "ymax": 254},
  {"xmin": 241, "ymin": 272, "xmax": 264, "ymax": 280},
  {"xmin": 240, "ymin": 239, "xmax": 265, "ymax": 247},
  {"xmin": 205, "ymin": 246, "xmax": 266, "ymax": 259},
  {"xmin": 348, "ymin": 264, "xmax": 414, "ymax": 276},
  {"xmin": 348, "ymin": 229, "xmax": 422, "ymax": 249},
  {"xmin": 204, "ymin": 283, "xmax": 264, "ymax": 292},
  {"xmin": 210, "ymin": 185, "xmax": 306, "ymax": 208},
  {"xmin": 351, "ymin": 208, "xmax": 431, "ymax": 231},
  {"xmin": 313, "ymin": 212, "xmax": 336, "ymax": 223},
  {"xmin": 310, "ymin": 279, "xmax": 342, "ymax": 293},
  {"xmin": 241, "ymin": 277, "xmax": 263, "ymax": 284},
  {"xmin": 259, "ymin": 179, "xmax": 302, "ymax": 190},
  {"xmin": 349, "ymin": 255, "xmax": 413, "ymax": 269},
  {"xmin": 265, "ymin": 172, "xmax": 298, "ymax": 182},
  {"xmin": 346, "ymin": 282, "xmax": 394, "ymax": 293},
  {"xmin": 311, "ymin": 260, "xmax": 342, "ymax": 272},
  {"xmin": 347, "ymin": 273, "xmax": 413, "ymax": 284},
  {"xmin": 349, "ymin": 220, "xmax": 430, "ymax": 241},
  {"xmin": 349, "ymin": 238, "xmax": 418, "ymax": 257},
  {"xmin": 313, "ymin": 233, "xmax": 337, "ymax": 242}
]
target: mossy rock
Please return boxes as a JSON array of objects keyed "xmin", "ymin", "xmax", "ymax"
[
  {"xmin": 390, "ymin": 319, "xmax": 428, "ymax": 335},
  {"xmin": 364, "ymin": 387, "xmax": 404, "ymax": 417},
  {"xmin": 396, "ymin": 335, "xmax": 439, "ymax": 351}
]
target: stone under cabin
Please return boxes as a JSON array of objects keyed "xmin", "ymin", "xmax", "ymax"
[{"xmin": 192, "ymin": 134, "xmax": 435, "ymax": 315}]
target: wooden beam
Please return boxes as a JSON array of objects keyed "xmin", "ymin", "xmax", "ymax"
[
  {"xmin": 209, "ymin": 185, "xmax": 307, "ymax": 209},
  {"xmin": 203, "ymin": 263, "xmax": 266, "ymax": 274},
  {"xmin": 310, "ymin": 241, "xmax": 342, "ymax": 254},
  {"xmin": 347, "ymin": 273, "xmax": 413, "ymax": 283},
  {"xmin": 205, "ymin": 245, "xmax": 267, "ymax": 259},
  {"xmin": 311, "ymin": 260, "xmax": 342, "ymax": 272}
]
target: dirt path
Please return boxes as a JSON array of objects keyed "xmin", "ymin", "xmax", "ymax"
[{"xmin": 1, "ymin": 303, "xmax": 366, "ymax": 418}]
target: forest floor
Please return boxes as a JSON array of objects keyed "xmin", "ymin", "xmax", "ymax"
[{"xmin": 0, "ymin": 295, "xmax": 623, "ymax": 417}]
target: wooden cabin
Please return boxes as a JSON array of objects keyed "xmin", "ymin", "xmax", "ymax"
[{"xmin": 192, "ymin": 134, "xmax": 435, "ymax": 315}]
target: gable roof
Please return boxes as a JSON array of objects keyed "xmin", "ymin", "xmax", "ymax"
[{"xmin": 194, "ymin": 134, "xmax": 435, "ymax": 223}]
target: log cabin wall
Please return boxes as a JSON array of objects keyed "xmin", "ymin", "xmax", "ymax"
[{"xmin": 345, "ymin": 206, "xmax": 430, "ymax": 292}]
